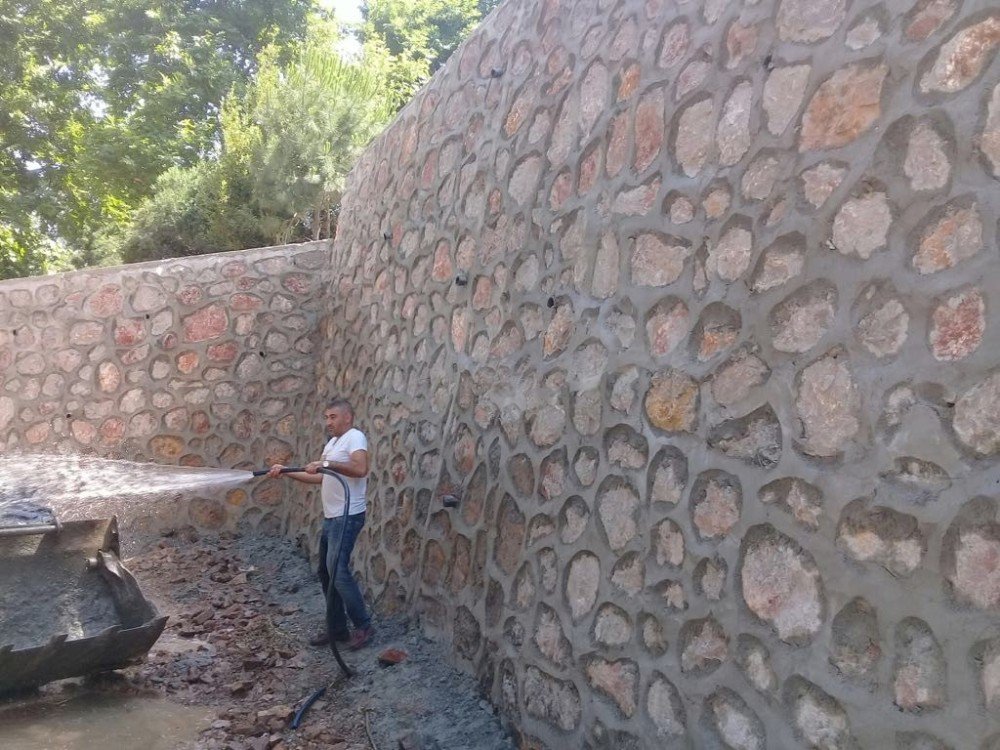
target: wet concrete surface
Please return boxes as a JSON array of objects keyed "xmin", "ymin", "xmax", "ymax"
[
  {"xmin": 0, "ymin": 529, "xmax": 513, "ymax": 750},
  {"xmin": 0, "ymin": 690, "xmax": 215, "ymax": 750}
]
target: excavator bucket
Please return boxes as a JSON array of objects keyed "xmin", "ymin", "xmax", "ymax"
[{"xmin": 0, "ymin": 516, "xmax": 167, "ymax": 695}]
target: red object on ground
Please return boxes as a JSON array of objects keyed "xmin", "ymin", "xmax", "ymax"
[{"xmin": 378, "ymin": 648, "xmax": 408, "ymax": 666}]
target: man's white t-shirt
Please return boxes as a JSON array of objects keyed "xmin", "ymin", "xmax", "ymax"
[{"xmin": 320, "ymin": 427, "xmax": 368, "ymax": 518}]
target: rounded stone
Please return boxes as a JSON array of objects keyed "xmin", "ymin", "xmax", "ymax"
[
  {"xmin": 906, "ymin": 0, "xmax": 958, "ymax": 41},
  {"xmin": 559, "ymin": 496, "xmax": 590, "ymax": 544},
  {"xmin": 494, "ymin": 495, "xmax": 526, "ymax": 575},
  {"xmin": 836, "ymin": 499, "xmax": 924, "ymax": 576},
  {"xmin": 977, "ymin": 638, "xmax": 1000, "ymax": 711},
  {"xmin": 982, "ymin": 83, "xmax": 1000, "ymax": 177},
  {"xmin": 857, "ymin": 298, "xmax": 909, "ymax": 358},
  {"xmin": 182, "ymin": 304, "xmax": 229, "ymax": 342},
  {"xmin": 523, "ymin": 666, "xmax": 581, "ymax": 731},
  {"xmin": 675, "ymin": 98, "xmax": 714, "ymax": 177},
  {"xmin": 741, "ymin": 154, "xmax": 781, "ymax": 201},
  {"xmin": 584, "ymin": 657, "xmax": 638, "ymax": 718},
  {"xmin": 634, "ymin": 87, "xmax": 666, "ymax": 172},
  {"xmin": 831, "ymin": 191, "xmax": 892, "ymax": 259},
  {"xmin": 593, "ymin": 603, "xmax": 631, "ymax": 647},
  {"xmin": 645, "ymin": 299, "xmax": 689, "ymax": 357},
  {"xmin": 690, "ymin": 471, "xmax": 742, "ymax": 541},
  {"xmin": 894, "ymin": 618, "xmax": 947, "ymax": 711},
  {"xmin": 929, "ymin": 287, "xmax": 985, "ymax": 361},
  {"xmin": 529, "ymin": 404, "xmax": 566, "ymax": 448},
  {"xmin": 579, "ymin": 62, "xmax": 610, "ymax": 134},
  {"xmin": 740, "ymin": 525, "xmax": 825, "ymax": 642},
  {"xmin": 705, "ymin": 689, "xmax": 765, "ymax": 750},
  {"xmin": 784, "ymin": 677, "xmax": 855, "ymax": 749},
  {"xmin": 565, "ymin": 551, "xmax": 600, "ymax": 621},
  {"xmin": 604, "ymin": 424, "xmax": 648, "ymax": 469},
  {"xmin": 708, "ymin": 225, "xmax": 753, "ymax": 282},
  {"xmin": 717, "ymin": 82, "xmax": 753, "ymax": 166},
  {"xmin": 830, "ymin": 597, "xmax": 881, "ymax": 678},
  {"xmin": 534, "ymin": 604, "xmax": 572, "ymax": 667},
  {"xmin": 87, "ymin": 285, "xmax": 124, "ymax": 317},
  {"xmin": 631, "ymin": 233, "xmax": 692, "ymax": 287},
  {"xmin": 800, "ymin": 63, "xmax": 888, "ymax": 151},
  {"xmin": 904, "ymin": 122, "xmax": 951, "ymax": 191},
  {"xmin": 736, "ymin": 635, "xmax": 778, "ymax": 694},
  {"xmin": 763, "ymin": 64, "xmax": 812, "ymax": 136},
  {"xmin": 759, "ymin": 477, "xmax": 823, "ymax": 530},
  {"xmin": 707, "ymin": 405, "xmax": 782, "ymax": 469},
  {"xmin": 596, "ymin": 476, "xmax": 640, "ymax": 551},
  {"xmin": 711, "ymin": 350, "xmax": 770, "ymax": 407},
  {"xmin": 795, "ymin": 352, "xmax": 861, "ymax": 457},
  {"xmin": 801, "ymin": 162, "xmax": 847, "ymax": 209},
  {"xmin": 695, "ymin": 557, "xmax": 728, "ymax": 601},
  {"xmin": 691, "ymin": 302, "xmax": 741, "ymax": 362},
  {"xmin": 953, "ymin": 371, "xmax": 1000, "ymax": 455},
  {"xmin": 943, "ymin": 504, "xmax": 1000, "ymax": 610},
  {"xmin": 920, "ymin": 17, "xmax": 1000, "ymax": 94},
  {"xmin": 679, "ymin": 616, "xmax": 728, "ymax": 674},
  {"xmin": 777, "ymin": 0, "xmax": 846, "ymax": 42},
  {"xmin": 610, "ymin": 552, "xmax": 645, "ymax": 597},
  {"xmin": 647, "ymin": 673, "xmax": 685, "ymax": 738},
  {"xmin": 651, "ymin": 518, "xmax": 685, "ymax": 567},
  {"xmin": 644, "ymin": 369, "xmax": 699, "ymax": 433},
  {"xmin": 846, "ymin": 14, "xmax": 882, "ymax": 49},
  {"xmin": 770, "ymin": 281, "xmax": 837, "ymax": 353},
  {"xmin": 641, "ymin": 614, "xmax": 668, "ymax": 656},
  {"xmin": 647, "ymin": 447, "xmax": 687, "ymax": 506},
  {"xmin": 914, "ymin": 203, "xmax": 983, "ymax": 273}
]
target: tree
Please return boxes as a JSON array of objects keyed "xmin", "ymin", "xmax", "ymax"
[
  {"xmin": 0, "ymin": 221, "xmax": 71, "ymax": 280},
  {"xmin": 360, "ymin": 0, "xmax": 483, "ymax": 108},
  {"xmin": 119, "ymin": 162, "xmax": 268, "ymax": 264},
  {"xmin": 3, "ymin": 0, "xmax": 494, "ymax": 274},
  {"xmin": 0, "ymin": 0, "xmax": 316, "ymax": 278},
  {"xmin": 232, "ymin": 40, "xmax": 394, "ymax": 243},
  {"xmin": 122, "ymin": 25, "xmax": 394, "ymax": 260}
]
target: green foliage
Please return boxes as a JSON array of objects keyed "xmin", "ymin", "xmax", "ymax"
[
  {"xmin": 360, "ymin": 0, "xmax": 483, "ymax": 108},
  {"xmin": 231, "ymin": 40, "xmax": 394, "ymax": 243},
  {"xmin": 0, "ymin": 222, "xmax": 72, "ymax": 280},
  {"xmin": 2, "ymin": 0, "xmax": 491, "ymax": 274},
  {"xmin": 0, "ymin": 0, "xmax": 315, "ymax": 278},
  {"xmin": 123, "ymin": 26, "xmax": 394, "ymax": 258},
  {"xmin": 119, "ymin": 163, "xmax": 268, "ymax": 264}
]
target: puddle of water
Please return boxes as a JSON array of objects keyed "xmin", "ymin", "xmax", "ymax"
[{"xmin": 0, "ymin": 691, "xmax": 216, "ymax": 750}]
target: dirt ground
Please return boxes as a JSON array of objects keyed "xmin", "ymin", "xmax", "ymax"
[{"xmin": 3, "ymin": 529, "xmax": 514, "ymax": 750}]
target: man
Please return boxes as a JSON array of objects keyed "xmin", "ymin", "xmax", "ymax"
[{"xmin": 268, "ymin": 397, "xmax": 374, "ymax": 650}]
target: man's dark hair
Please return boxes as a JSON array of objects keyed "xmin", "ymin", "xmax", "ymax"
[{"xmin": 326, "ymin": 397, "xmax": 355, "ymax": 417}]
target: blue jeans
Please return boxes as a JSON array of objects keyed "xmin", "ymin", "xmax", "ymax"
[{"xmin": 317, "ymin": 512, "xmax": 371, "ymax": 635}]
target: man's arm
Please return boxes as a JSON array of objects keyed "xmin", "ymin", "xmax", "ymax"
[
  {"xmin": 313, "ymin": 449, "xmax": 368, "ymax": 478},
  {"xmin": 265, "ymin": 464, "xmax": 322, "ymax": 484}
]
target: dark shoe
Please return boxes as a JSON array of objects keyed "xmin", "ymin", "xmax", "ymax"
[
  {"xmin": 349, "ymin": 626, "xmax": 374, "ymax": 650},
  {"xmin": 309, "ymin": 628, "xmax": 349, "ymax": 647}
]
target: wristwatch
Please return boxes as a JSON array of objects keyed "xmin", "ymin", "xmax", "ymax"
[{"xmin": 322, "ymin": 460, "xmax": 331, "ymax": 468}]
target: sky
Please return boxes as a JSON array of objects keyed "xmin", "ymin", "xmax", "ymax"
[
  {"xmin": 319, "ymin": 0, "xmax": 363, "ymax": 56},
  {"xmin": 321, "ymin": 0, "xmax": 363, "ymax": 24}
]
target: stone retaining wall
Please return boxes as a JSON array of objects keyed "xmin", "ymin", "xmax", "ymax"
[
  {"xmin": 0, "ymin": 242, "xmax": 331, "ymax": 537},
  {"xmin": 319, "ymin": 0, "xmax": 1000, "ymax": 747},
  {"xmin": 2, "ymin": 0, "xmax": 999, "ymax": 745}
]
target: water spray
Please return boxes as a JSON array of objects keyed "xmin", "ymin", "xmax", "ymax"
[{"xmin": 251, "ymin": 466, "xmax": 355, "ymax": 727}]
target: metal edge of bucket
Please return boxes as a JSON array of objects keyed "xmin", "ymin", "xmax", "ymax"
[
  {"xmin": 0, "ymin": 616, "xmax": 169, "ymax": 695},
  {"xmin": 0, "ymin": 516, "xmax": 168, "ymax": 696}
]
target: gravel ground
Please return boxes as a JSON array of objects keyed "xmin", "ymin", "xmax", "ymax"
[{"xmin": 2, "ymin": 528, "xmax": 514, "ymax": 750}]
